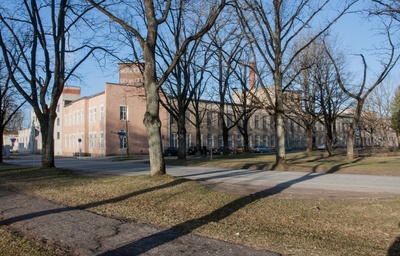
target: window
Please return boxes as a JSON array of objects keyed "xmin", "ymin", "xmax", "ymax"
[
  {"xmin": 262, "ymin": 116, "xmax": 267, "ymax": 130},
  {"xmin": 100, "ymin": 131, "xmax": 104, "ymax": 149},
  {"xmin": 270, "ymin": 135, "xmax": 275, "ymax": 147},
  {"xmin": 57, "ymin": 132, "xmax": 60, "ymax": 140},
  {"xmin": 255, "ymin": 135, "xmax": 260, "ymax": 146},
  {"xmin": 237, "ymin": 134, "xmax": 243, "ymax": 147},
  {"xmin": 263, "ymin": 135, "xmax": 268, "ymax": 146},
  {"xmin": 255, "ymin": 115, "xmax": 259, "ymax": 129},
  {"xmin": 89, "ymin": 133, "xmax": 93, "ymax": 149},
  {"xmin": 93, "ymin": 133, "xmax": 97, "ymax": 149},
  {"xmin": 172, "ymin": 133, "xmax": 178, "ymax": 147},
  {"xmin": 100, "ymin": 105, "xmax": 104, "ymax": 120},
  {"xmin": 185, "ymin": 134, "xmax": 191, "ymax": 148},
  {"xmin": 120, "ymin": 106, "xmax": 127, "ymax": 121},
  {"xmin": 57, "ymin": 118, "xmax": 60, "ymax": 126},
  {"xmin": 207, "ymin": 134, "xmax": 213, "ymax": 149},
  {"xmin": 218, "ymin": 135, "xmax": 223, "ymax": 147},
  {"xmin": 93, "ymin": 107, "xmax": 97, "ymax": 122},
  {"xmin": 80, "ymin": 109, "xmax": 84, "ymax": 123},
  {"xmin": 228, "ymin": 135, "xmax": 233, "ymax": 148},
  {"xmin": 57, "ymin": 104, "xmax": 60, "ymax": 112},
  {"xmin": 207, "ymin": 111, "xmax": 212, "ymax": 126},
  {"xmin": 120, "ymin": 136, "xmax": 127, "ymax": 149},
  {"xmin": 77, "ymin": 111, "xmax": 80, "ymax": 124},
  {"xmin": 89, "ymin": 108, "xmax": 93, "ymax": 123},
  {"xmin": 227, "ymin": 114, "xmax": 232, "ymax": 127}
]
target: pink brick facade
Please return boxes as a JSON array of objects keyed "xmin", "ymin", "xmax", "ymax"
[{"xmin": 60, "ymin": 63, "xmax": 169, "ymax": 156}]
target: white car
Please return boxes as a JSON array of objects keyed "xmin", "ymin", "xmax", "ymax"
[{"xmin": 317, "ymin": 144, "xmax": 326, "ymax": 150}]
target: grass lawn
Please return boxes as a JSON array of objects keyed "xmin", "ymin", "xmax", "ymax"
[{"xmin": 1, "ymin": 150, "xmax": 400, "ymax": 256}]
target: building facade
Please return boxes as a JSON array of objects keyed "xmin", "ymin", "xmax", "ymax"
[{"xmin": 13, "ymin": 63, "xmax": 398, "ymax": 157}]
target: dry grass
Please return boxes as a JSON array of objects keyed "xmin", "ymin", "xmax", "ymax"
[
  {"xmin": 0, "ymin": 226, "xmax": 66, "ymax": 256},
  {"xmin": 167, "ymin": 149, "xmax": 400, "ymax": 176},
  {"xmin": 1, "ymin": 160, "xmax": 400, "ymax": 256}
]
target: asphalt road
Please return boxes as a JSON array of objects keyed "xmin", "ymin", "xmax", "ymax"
[{"xmin": 5, "ymin": 154, "xmax": 400, "ymax": 197}]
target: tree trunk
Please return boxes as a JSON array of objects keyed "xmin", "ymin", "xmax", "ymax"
[
  {"xmin": 177, "ymin": 114, "xmax": 186, "ymax": 160},
  {"xmin": 305, "ymin": 126, "xmax": 313, "ymax": 152},
  {"xmin": 275, "ymin": 75, "xmax": 286, "ymax": 165},
  {"xmin": 144, "ymin": 85, "xmax": 165, "ymax": 176},
  {"xmin": 0, "ymin": 126, "xmax": 3, "ymax": 163},
  {"xmin": 346, "ymin": 127, "xmax": 355, "ymax": 160},
  {"xmin": 39, "ymin": 114, "xmax": 56, "ymax": 168}
]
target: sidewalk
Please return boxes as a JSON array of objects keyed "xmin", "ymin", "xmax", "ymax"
[{"xmin": 0, "ymin": 188, "xmax": 282, "ymax": 256}]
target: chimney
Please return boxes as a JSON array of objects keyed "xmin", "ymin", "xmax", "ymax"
[{"xmin": 249, "ymin": 62, "xmax": 256, "ymax": 89}]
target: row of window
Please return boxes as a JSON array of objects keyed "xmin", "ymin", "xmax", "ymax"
[
  {"xmin": 64, "ymin": 132, "xmax": 104, "ymax": 150},
  {"xmin": 64, "ymin": 106, "xmax": 105, "ymax": 127}
]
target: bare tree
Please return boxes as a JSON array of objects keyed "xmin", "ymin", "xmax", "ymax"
[
  {"xmin": 391, "ymin": 85, "xmax": 400, "ymax": 147},
  {"xmin": 364, "ymin": 82, "xmax": 397, "ymax": 148},
  {"xmin": 158, "ymin": 6, "xmax": 212, "ymax": 160},
  {"xmin": 0, "ymin": 0, "xmax": 104, "ymax": 168},
  {"xmin": 88, "ymin": 0, "xmax": 227, "ymax": 175},
  {"xmin": 326, "ymin": 21, "xmax": 399, "ymax": 159},
  {"xmin": 0, "ymin": 60, "xmax": 26, "ymax": 162},
  {"xmin": 235, "ymin": 0, "xmax": 357, "ymax": 166}
]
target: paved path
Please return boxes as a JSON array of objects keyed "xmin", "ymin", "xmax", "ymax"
[
  {"xmin": 6, "ymin": 155, "xmax": 400, "ymax": 197},
  {"xmin": 0, "ymin": 188, "xmax": 280, "ymax": 256}
]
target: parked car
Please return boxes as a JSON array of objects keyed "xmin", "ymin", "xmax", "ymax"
[
  {"xmin": 285, "ymin": 146, "xmax": 292, "ymax": 152},
  {"xmin": 252, "ymin": 145, "xmax": 271, "ymax": 153},
  {"xmin": 163, "ymin": 147, "xmax": 179, "ymax": 156},
  {"xmin": 212, "ymin": 146, "xmax": 235, "ymax": 155},
  {"xmin": 187, "ymin": 146, "xmax": 198, "ymax": 155},
  {"xmin": 317, "ymin": 144, "xmax": 326, "ymax": 150}
]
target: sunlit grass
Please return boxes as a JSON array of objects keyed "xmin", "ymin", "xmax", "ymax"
[{"xmin": 1, "ymin": 165, "xmax": 399, "ymax": 255}]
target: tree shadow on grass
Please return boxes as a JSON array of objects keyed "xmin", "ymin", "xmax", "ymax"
[
  {"xmin": 0, "ymin": 178, "xmax": 190, "ymax": 226},
  {"xmin": 97, "ymin": 172, "xmax": 326, "ymax": 255}
]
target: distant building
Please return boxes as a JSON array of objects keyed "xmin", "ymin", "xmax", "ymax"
[{"xmin": 13, "ymin": 63, "xmax": 398, "ymax": 157}]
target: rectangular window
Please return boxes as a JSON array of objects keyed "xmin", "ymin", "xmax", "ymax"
[
  {"xmin": 218, "ymin": 135, "xmax": 223, "ymax": 147},
  {"xmin": 237, "ymin": 134, "xmax": 243, "ymax": 147},
  {"xmin": 207, "ymin": 134, "xmax": 213, "ymax": 149},
  {"xmin": 90, "ymin": 133, "xmax": 94, "ymax": 149},
  {"xmin": 262, "ymin": 116, "xmax": 267, "ymax": 130},
  {"xmin": 100, "ymin": 131, "xmax": 104, "ymax": 149},
  {"xmin": 263, "ymin": 135, "xmax": 268, "ymax": 146},
  {"xmin": 93, "ymin": 133, "xmax": 97, "ymax": 149},
  {"xmin": 270, "ymin": 135, "xmax": 275, "ymax": 147},
  {"xmin": 77, "ymin": 111, "xmax": 80, "ymax": 125},
  {"xmin": 93, "ymin": 107, "xmax": 97, "ymax": 122},
  {"xmin": 228, "ymin": 135, "xmax": 233, "ymax": 148},
  {"xmin": 172, "ymin": 133, "xmax": 178, "ymax": 147},
  {"xmin": 100, "ymin": 105, "xmax": 104, "ymax": 120},
  {"xmin": 185, "ymin": 134, "xmax": 191, "ymax": 148},
  {"xmin": 89, "ymin": 108, "xmax": 93, "ymax": 123},
  {"xmin": 255, "ymin": 135, "xmax": 260, "ymax": 146},
  {"xmin": 255, "ymin": 115, "xmax": 259, "ymax": 129},
  {"xmin": 120, "ymin": 136, "xmax": 127, "ymax": 149},
  {"xmin": 207, "ymin": 111, "xmax": 212, "ymax": 126},
  {"xmin": 120, "ymin": 106, "xmax": 127, "ymax": 121},
  {"xmin": 227, "ymin": 114, "xmax": 232, "ymax": 127},
  {"xmin": 81, "ymin": 109, "xmax": 84, "ymax": 123},
  {"xmin": 57, "ymin": 118, "xmax": 60, "ymax": 126},
  {"xmin": 57, "ymin": 132, "xmax": 60, "ymax": 140}
]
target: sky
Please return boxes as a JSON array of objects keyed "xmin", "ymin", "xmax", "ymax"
[{"xmin": 74, "ymin": 1, "xmax": 400, "ymax": 98}]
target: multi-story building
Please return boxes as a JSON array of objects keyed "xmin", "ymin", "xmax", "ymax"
[{"xmin": 14, "ymin": 63, "xmax": 398, "ymax": 157}]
